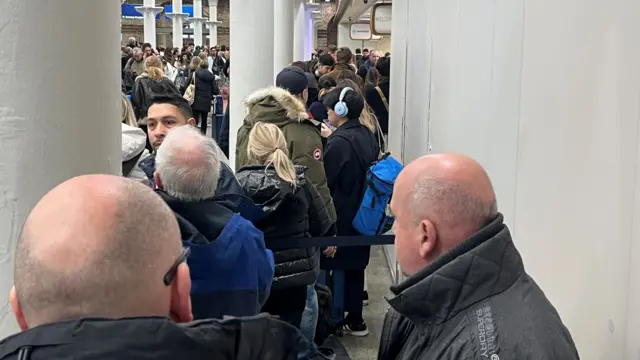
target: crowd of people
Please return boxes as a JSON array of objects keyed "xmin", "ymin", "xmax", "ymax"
[{"xmin": 0, "ymin": 38, "xmax": 581, "ymax": 360}]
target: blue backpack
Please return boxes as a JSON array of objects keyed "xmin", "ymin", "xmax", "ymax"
[
  {"xmin": 352, "ymin": 153, "xmax": 403, "ymax": 235},
  {"xmin": 336, "ymin": 132, "xmax": 403, "ymax": 235}
]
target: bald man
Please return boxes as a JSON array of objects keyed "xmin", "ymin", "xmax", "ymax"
[
  {"xmin": 378, "ymin": 154, "xmax": 579, "ymax": 360},
  {"xmin": 0, "ymin": 175, "xmax": 306, "ymax": 360}
]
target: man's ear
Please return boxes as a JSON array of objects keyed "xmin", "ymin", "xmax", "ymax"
[
  {"xmin": 418, "ymin": 219, "xmax": 437, "ymax": 261},
  {"xmin": 10, "ymin": 287, "xmax": 28, "ymax": 331},
  {"xmin": 170, "ymin": 263, "xmax": 193, "ymax": 323},
  {"xmin": 187, "ymin": 117, "xmax": 196, "ymax": 127},
  {"xmin": 154, "ymin": 171, "xmax": 164, "ymax": 190}
]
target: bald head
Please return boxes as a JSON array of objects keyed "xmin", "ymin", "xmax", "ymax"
[
  {"xmin": 392, "ymin": 154, "xmax": 498, "ymax": 275},
  {"xmin": 14, "ymin": 175, "xmax": 182, "ymax": 328},
  {"xmin": 155, "ymin": 125, "xmax": 221, "ymax": 202}
]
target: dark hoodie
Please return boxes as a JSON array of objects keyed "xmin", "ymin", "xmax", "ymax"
[
  {"xmin": 157, "ymin": 190, "xmax": 274, "ymax": 320},
  {"xmin": 0, "ymin": 315, "xmax": 308, "ymax": 360},
  {"xmin": 236, "ymin": 87, "xmax": 337, "ymax": 224}
]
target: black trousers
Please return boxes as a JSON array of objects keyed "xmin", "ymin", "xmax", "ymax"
[
  {"xmin": 343, "ymin": 269, "xmax": 365, "ymax": 323},
  {"xmin": 193, "ymin": 110, "xmax": 208, "ymax": 135},
  {"xmin": 262, "ymin": 285, "xmax": 307, "ymax": 329}
]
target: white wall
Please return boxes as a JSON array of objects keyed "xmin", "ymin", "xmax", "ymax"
[
  {"xmin": 389, "ymin": 0, "xmax": 640, "ymax": 358},
  {"xmin": 337, "ymin": 23, "xmax": 392, "ymax": 54}
]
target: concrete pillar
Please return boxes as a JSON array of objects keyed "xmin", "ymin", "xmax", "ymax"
[
  {"xmin": 206, "ymin": 0, "xmax": 222, "ymax": 47},
  {"xmin": 304, "ymin": 7, "xmax": 314, "ymax": 59},
  {"xmin": 191, "ymin": 0, "xmax": 205, "ymax": 47},
  {"xmin": 136, "ymin": 0, "xmax": 164, "ymax": 48},
  {"xmin": 229, "ymin": 0, "xmax": 275, "ymax": 168},
  {"xmin": 274, "ymin": 0, "xmax": 294, "ymax": 79},
  {"xmin": 293, "ymin": 0, "xmax": 307, "ymax": 61},
  {"xmin": 167, "ymin": 0, "xmax": 188, "ymax": 49},
  {"xmin": 0, "ymin": 0, "xmax": 121, "ymax": 336}
]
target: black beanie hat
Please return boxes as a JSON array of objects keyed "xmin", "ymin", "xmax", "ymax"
[{"xmin": 276, "ymin": 66, "xmax": 309, "ymax": 95}]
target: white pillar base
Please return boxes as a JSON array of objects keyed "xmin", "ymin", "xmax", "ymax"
[
  {"xmin": 206, "ymin": 21, "xmax": 222, "ymax": 47},
  {"xmin": 191, "ymin": 18, "xmax": 206, "ymax": 47},
  {"xmin": 135, "ymin": 6, "xmax": 163, "ymax": 48},
  {"xmin": 167, "ymin": 13, "xmax": 189, "ymax": 49}
]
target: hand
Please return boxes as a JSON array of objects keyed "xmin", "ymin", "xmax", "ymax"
[
  {"xmin": 320, "ymin": 123, "xmax": 333, "ymax": 138},
  {"xmin": 323, "ymin": 246, "xmax": 337, "ymax": 258}
]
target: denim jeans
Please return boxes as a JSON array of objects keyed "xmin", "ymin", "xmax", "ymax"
[{"xmin": 298, "ymin": 284, "xmax": 319, "ymax": 359}]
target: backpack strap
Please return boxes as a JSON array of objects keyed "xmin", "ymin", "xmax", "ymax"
[{"xmin": 375, "ymin": 86, "xmax": 389, "ymax": 112}]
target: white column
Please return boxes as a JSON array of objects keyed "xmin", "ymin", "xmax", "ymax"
[
  {"xmin": 229, "ymin": 0, "xmax": 275, "ymax": 168},
  {"xmin": 304, "ymin": 7, "xmax": 314, "ymax": 60},
  {"xmin": 293, "ymin": 0, "xmax": 307, "ymax": 61},
  {"xmin": 206, "ymin": 0, "xmax": 222, "ymax": 46},
  {"xmin": 136, "ymin": 0, "xmax": 163, "ymax": 48},
  {"xmin": 191, "ymin": 0, "xmax": 205, "ymax": 47},
  {"xmin": 390, "ymin": 0, "xmax": 640, "ymax": 358},
  {"xmin": 0, "ymin": 0, "xmax": 121, "ymax": 336},
  {"xmin": 274, "ymin": 0, "xmax": 294, "ymax": 79},
  {"xmin": 167, "ymin": 0, "xmax": 188, "ymax": 49}
]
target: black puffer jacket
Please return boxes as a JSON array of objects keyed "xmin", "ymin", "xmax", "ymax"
[
  {"xmin": 237, "ymin": 165, "xmax": 335, "ymax": 290},
  {"xmin": 378, "ymin": 214, "xmax": 579, "ymax": 360},
  {"xmin": 0, "ymin": 315, "xmax": 307, "ymax": 360}
]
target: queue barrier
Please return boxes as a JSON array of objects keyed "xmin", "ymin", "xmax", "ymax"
[{"xmin": 267, "ymin": 234, "xmax": 395, "ymax": 323}]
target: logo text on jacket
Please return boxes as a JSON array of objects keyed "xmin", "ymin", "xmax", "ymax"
[{"xmin": 476, "ymin": 305, "xmax": 498, "ymax": 359}]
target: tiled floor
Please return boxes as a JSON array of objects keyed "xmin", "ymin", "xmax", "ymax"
[{"xmin": 340, "ymin": 246, "xmax": 393, "ymax": 360}]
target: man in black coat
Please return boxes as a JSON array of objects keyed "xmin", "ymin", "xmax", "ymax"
[
  {"xmin": 1, "ymin": 175, "xmax": 306, "ymax": 360},
  {"xmin": 379, "ymin": 153, "xmax": 579, "ymax": 360}
]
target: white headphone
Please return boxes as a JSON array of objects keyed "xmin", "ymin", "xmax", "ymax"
[{"xmin": 334, "ymin": 87, "xmax": 353, "ymax": 117}]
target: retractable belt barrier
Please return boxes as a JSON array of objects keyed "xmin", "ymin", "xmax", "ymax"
[
  {"xmin": 265, "ymin": 234, "xmax": 396, "ymax": 324},
  {"xmin": 266, "ymin": 235, "xmax": 395, "ymax": 251}
]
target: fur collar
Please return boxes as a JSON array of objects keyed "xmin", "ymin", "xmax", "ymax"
[{"xmin": 244, "ymin": 87, "xmax": 309, "ymax": 122}]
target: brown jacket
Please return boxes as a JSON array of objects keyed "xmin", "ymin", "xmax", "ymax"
[{"xmin": 326, "ymin": 63, "xmax": 365, "ymax": 90}]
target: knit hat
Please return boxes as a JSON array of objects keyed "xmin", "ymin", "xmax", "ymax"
[{"xmin": 276, "ymin": 66, "xmax": 309, "ymax": 95}]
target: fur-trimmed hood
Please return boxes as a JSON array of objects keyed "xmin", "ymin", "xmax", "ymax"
[{"xmin": 243, "ymin": 87, "xmax": 310, "ymax": 127}]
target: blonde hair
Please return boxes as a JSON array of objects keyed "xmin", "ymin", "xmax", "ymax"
[
  {"xmin": 247, "ymin": 122, "xmax": 297, "ymax": 188},
  {"xmin": 144, "ymin": 55, "xmax": 164, "ymax": 81},
  {"xmin": 189, "ymin": 56, "xmax": 202, "ymax": 70},
  {"xmin": 121, "ymin": 93, "xmax": 137, "ymax": 127}
]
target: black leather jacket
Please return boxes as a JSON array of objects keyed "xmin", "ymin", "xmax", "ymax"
[
  {"xmin": 237, "ymin": 165, "xmax": 335, "ymax": 290},
  {"xmin": 0, "ymin": 315, "xmax": 307, "ymax": 360},
  {"xmin": 378, "ymin": 214, "xmax": 579, "ymax": 360}
]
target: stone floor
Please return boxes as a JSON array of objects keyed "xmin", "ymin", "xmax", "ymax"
[{"xmin": 340, "ymin": 246, "xmax": 393, "ymax": 360}]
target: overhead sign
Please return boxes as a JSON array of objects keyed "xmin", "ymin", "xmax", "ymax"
[
  {"xmin": 350, "ymin": 23, "xmax": 372, "ymax": 40},
  {"xmin": 371, "ymin": 3, "xmax": 392, "ymax": 36}
]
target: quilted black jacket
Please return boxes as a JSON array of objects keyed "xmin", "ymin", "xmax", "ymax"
[
  {"xmin": 379, "ymin": 214, "xmax": 579, "ymax": 360},
  {"xmin": 237, "ymin": 165, "xmax": 335, "ymax": 290}
]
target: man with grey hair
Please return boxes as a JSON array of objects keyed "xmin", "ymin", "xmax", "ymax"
[
  {"xmin": 2, "ymin": 174, "xmax": 306, "ymax": 359},
  {"xmin": 154, "ymin": 126, "xmax": 275, "ymax": 321},
  {"xmin": 379, "ymin": 153, "xmax": 578, "ymax": 360}
]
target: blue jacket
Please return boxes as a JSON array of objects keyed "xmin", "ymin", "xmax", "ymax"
[{"xmin": 157, "ymin": 190, "xmax": 274, "ymax": 320}]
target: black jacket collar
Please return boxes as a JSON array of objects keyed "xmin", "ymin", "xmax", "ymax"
[
  {"xmin": 0, "ymin": 316, "xmax": 308, "ymax": 360},
  {"xmin": 388, "ymin": 214, "xmax": 525, "ymax": 324}
]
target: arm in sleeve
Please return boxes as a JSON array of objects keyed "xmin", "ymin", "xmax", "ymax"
[
  {"xmin": 302, "ymin": 177, "xmax": 335, "ymax": 237},
  {"xmin": 131, "ymin": 79, "xmax": 143, "ymax": 119},
  {"xmin": 287, "ymin": 125, "xmax": 337, "ymax": 223},
  {"xmin": 322, "ymin": 136, "xmax": 348, "ymax": 190}
]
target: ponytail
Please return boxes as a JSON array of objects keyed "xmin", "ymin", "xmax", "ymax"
[
  {"xmin": 146, "ymin": 67, "xmax": 164, "ymax": 81},
  {"xmin": 266, "ymin": 148, "xmax": 297, "ymax": 189},
  {"xmin": 247, "ymin": 122, "xmax": 299, "ymax": 189}
]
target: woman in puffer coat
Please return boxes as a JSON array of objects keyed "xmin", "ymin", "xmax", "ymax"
[{"xmin": 236, "ymin": 122, "xmax": 335, "ymax": 330}]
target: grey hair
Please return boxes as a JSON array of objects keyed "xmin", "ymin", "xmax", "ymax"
[
  {"xmin": 156, "ymin": 126, "xmax": 221, "ymax": 202},
  {"xmin": 410, "ymin": 176, "xmax": 497, "ymax": 229},
  {"xmin": 132, "ymin": 47, "xmax": 142, "ymax": 55}
]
